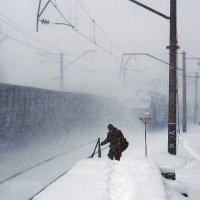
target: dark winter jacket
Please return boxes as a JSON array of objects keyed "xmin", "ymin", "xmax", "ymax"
[{"xmin": 101, "ymin": 128, "xmax": 126, "ymax": 149}]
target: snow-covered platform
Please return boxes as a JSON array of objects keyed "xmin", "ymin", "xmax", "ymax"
[{"xmin": 33, "ymin": 158, "xmax": 167, "ymax": 200}]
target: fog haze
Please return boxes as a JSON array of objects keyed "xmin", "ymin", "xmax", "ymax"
[
  {"xmin": 0, "ymin": 0, "xmax": 200, "ymax": 101},
  {"xmin": 1, "ymin": 2, "xmax": 200, "ymax": 199}
]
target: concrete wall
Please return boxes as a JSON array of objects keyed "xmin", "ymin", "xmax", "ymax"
[{"xmin": 0, "ymin": 83, "xmax": 123, "ymax": 146}]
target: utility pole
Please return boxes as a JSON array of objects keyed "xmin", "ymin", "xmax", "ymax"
[
  {"xmin": 181, "ymin": 54, "xmax": 200, "ymax": 131},
  {"xmin": 185, "ymin": 57, "xmax": 200, "ymax": 125},
  {"xmin": 167, "ymin": 0, "xmax": 178, "ymax": 155},
  {"xmin": 60, "ymin": 53, "xmax": 64, "ymax": 91},
  {"xmin": 37, "ymin": 52, "xmax": 65, "ymax": 91},
  {"xmin": 123, "ymin": 67, "xmax": 127, "ymax": 88},
  {"xmin": 51, "ymin": 50, "xmax": 97, "ymax": 84},
  {"xmin": 182, "ymin": 51, "xmax": 187, "ymax": 132},
  {"xmin": 194, "ymin": 72, "xmax": 199, "ymax": 124},
  {"xmin": 128, "ymin": 0, "xmax": 178, "ymax": 155}
]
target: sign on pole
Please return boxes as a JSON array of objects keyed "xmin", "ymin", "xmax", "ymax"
[{"xmin": 139, "ymin": 116, "xmax": 151, "ymax": 158}]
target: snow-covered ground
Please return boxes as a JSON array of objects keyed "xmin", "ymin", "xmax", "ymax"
[
  {"xmin": 0, "ymin": 125, "xmax": 200, "ymax": 199},
  {"xmin": 33, "ymin": 158, "xmax": 167, "ymax": 200}
]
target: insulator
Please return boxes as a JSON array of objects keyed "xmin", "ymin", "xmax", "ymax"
[{"xmin": 41, "ymin": 19, "xmax": 50, "ymax": 25}]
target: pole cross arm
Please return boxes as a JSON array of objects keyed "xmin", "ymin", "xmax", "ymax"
[
  {"xmin": 187, "ymin": 58, "xmax": 200, "ymax": 60},
  {"xmin": 186, "ymin": 57, "xmax": 200, "ymax": 66},
  {"xmin": 64, "ymin": 50, "xmax": 96, "ymax": 70},
  {"xmin": 124, "ymin": 53, "xmax": 169, "ymax": 66},
  {"xmin": 129, "ymin": 0, "xmax": 170, "ymax": 20},
  {"xmin": 123, "ymin": 53, "xmax": 182, "ymax": 71},
  {"xmin": 38, "ymin": 0, "xmax": 51, "ymax": 18},
  {"xmin": 37, "ymin": 0, "xmax": 51, "ymax": 31}
]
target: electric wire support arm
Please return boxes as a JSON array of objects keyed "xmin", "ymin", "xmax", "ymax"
[
  {"xmin": 128, "ymin": 0, "xmax": 170, "ymax": 20},
  {"xmin": 36, "ymin": 0, "xmax": 50, "ymax": 32}
]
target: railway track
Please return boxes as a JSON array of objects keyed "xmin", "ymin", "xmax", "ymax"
[
  {"xmin": 0, "ymin": 139, "xmax": 97, "ymax": 185},
  {"xmin": 28, "ymin": 144, "xmax": 109, "ymax": 200},
  {"xmin": 0, "ymin": 138, "xmax": 108, "ymax": 200}
]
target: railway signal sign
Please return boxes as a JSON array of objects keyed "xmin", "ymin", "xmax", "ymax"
[{"xmin": 140, "ymin": 116, "xmax": 151, "ymax": 158}]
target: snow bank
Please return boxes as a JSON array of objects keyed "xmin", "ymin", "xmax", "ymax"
[
  {"xmin": 164, "ymin": 179, "xmax": 188, "ymax": 196},
  {"xmin": 160, "ymin": 166, "xmax": 175, "ymax": 174},
  {"xmin": 33, "ymin": 157, "xmax": 167, "ymax": 200}
]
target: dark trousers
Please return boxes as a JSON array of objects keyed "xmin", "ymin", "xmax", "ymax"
[{"xmin": 108, "ymin": 147, "xmax": 122, "ymax": 161}]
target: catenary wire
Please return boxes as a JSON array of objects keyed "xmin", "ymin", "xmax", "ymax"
[
  {"xmin": 178, "ymin": 73, "xmax": 199, "ymax": 79},
  {"xmin": 48, "ymin": 0, "xmax": 122, "ymax": 62},
  {"xmin": 0, "ymin": 31, "xmax": 63, "ymax": 62},
  {"xmin": 0, "ymin": 15, "xmax": 72, "ymax": 54},
  {"xmin": 75, "ymin": 0, "xmax": 124, "ymax": 53}
]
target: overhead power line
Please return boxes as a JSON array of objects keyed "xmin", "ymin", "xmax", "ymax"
[
  {"xmin": 75, "ymin": 0, "xmax": 124, "ymax": 53},
  {"xmin": 0, "ymin": 16, "xmax": 77, "ymax": 62},
  {"xmin": 178, "ymin": 73, "xmax": 200, "ymax": 79},
  {"xmin": 50, "ymin": 1, "xmax": 121, "ymax": 61},
  {"xmin": 37, "ymin": 0, "xmax": 123, "ymax": 62},
  {"xmin": 0, "ymin": 14, "xmax": 72, "ymax": 54},
  {"xmin": 0, "ymin": 31, "xmax": 59, "ymax": 62}
]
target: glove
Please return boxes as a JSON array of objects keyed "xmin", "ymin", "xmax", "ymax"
[{"xmin": 100, "ymin": 142, "xmax": 103, "ymax": 146}]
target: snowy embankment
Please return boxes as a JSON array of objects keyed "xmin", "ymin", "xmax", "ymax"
[
  {"xmin": 150, "ymin": 126, "xmax": 200, "ymax": 200},
  {"xmin": 1, "ymin": 126, "xmax": 200, "ymax": 199},
  {"xmin": 32, "ymin": 126, "xmax": 200, "ymax": 200},
  {"xmin": 33, "ymin": 158, "xmax": 167, "ymax": 200},
  {"xmin": 176, "ymin": 127, "xmax": 200, "ymax": 200}
]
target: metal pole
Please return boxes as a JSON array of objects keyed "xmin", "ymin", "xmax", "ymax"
[
  {"xmin": 145, "ymin": 123, "xmax": 147, "ymax": 158},
  {"xmin": 98, "ymin": 138, "xmax": 101, "ymax": 158},
  {"xmin": 194, "ymin": 72, "xmax": 199, "ymax": 124},
  {"xmin": 60, "ymin": 53, "xmax": 64, "ymax": 91},
  {"xmin": 139, "ymin": 117, "xmax": 151, "ymax": 157},
  {"xmin": 168, "ymin": 0, "xmax": 177, "ymax": 155},
  {"xmin": 119, "ymin": 54, "xmax": 124, "ymax": 77},
  {"xmin": 123, "ymin": 68, "xmax": 127, "ymax": 88},
  {"xmin": 182, "ymin": 51, "xmax": 187, "ymax": 132},
  {"xmin": 36, "ymin": 0, "xmax": 42, "ymax": 32}
]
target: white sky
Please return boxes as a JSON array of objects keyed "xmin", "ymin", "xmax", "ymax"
[{"xmin": 0, "ymin": 0, "xmax": 200, "ymax": 99}]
